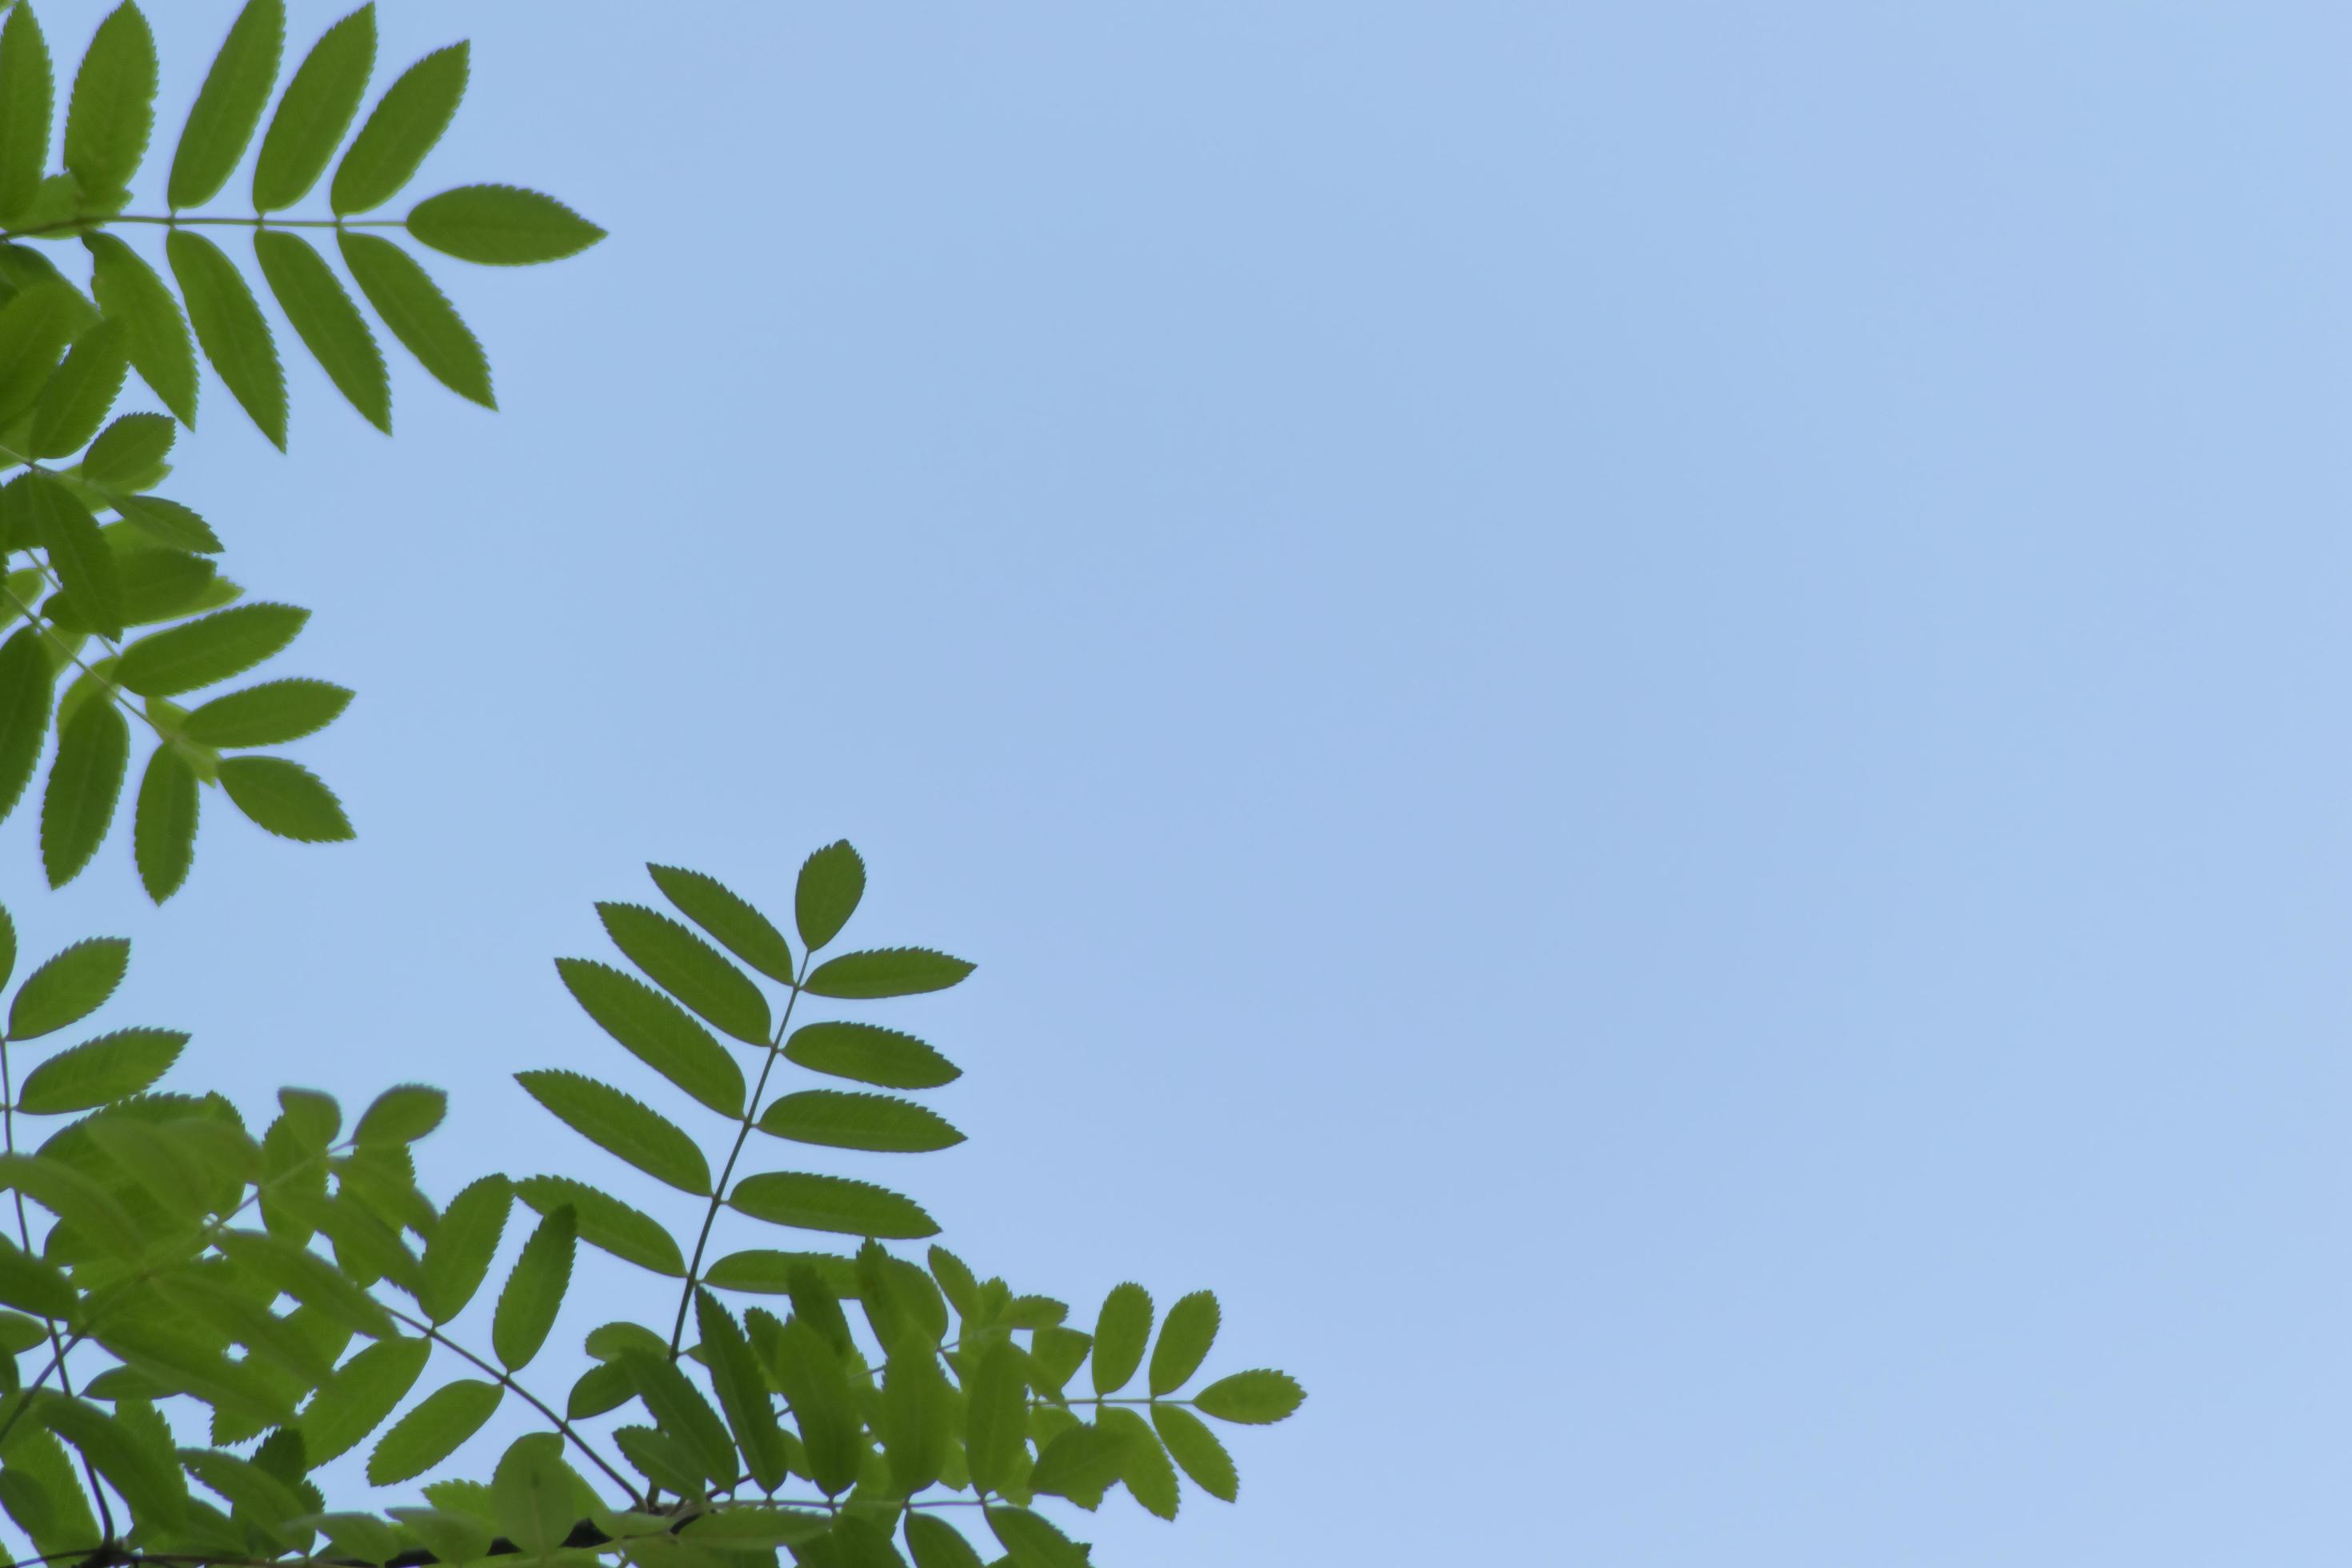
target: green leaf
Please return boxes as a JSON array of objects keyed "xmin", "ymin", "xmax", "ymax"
[
  {"xmin": 0, "ymin": 629, "xmax": 58, "ymax": 826},
  {"xmin": 215, "ymin": 1226, "xmax": 394, "ymax": 1338},
  {"xmin": 301, "ymin": 1511, "xmax": 403, "ymax": 1566},
  {"xmin": 168, "ymin": 0, "xmax": 286, "ymax": 208},
  {"xmin": 1148, "ymin": 1290, "xmax": 1218, "ymax": 1398},
  {"xmin": 218, "ymin": 755, "xmax": 352, "ymax": 842},
  {"xmin": 0, "ymin": 6, "xmax": 53, "ymax": 220},
  {"xmin": 41, "ymin": 699, "xmax": 128, "ymax": 889},
  {"xmin": 181, "ymin": 1447, "xmax": 312, "ymax": 1550},
  {"xmin": 902, "ymin": 1513, "xmax": 985, "ymax": 1568},
  {"xmin": 384, "ymin": 1506, "xmax": 490, "ymax": 1568},
  {"xmin": 419, "ymin": 1173, "xmax": 510, "ymax": 1324},
  {"xmin": 117, "ymin": 601, "xmax": 306, "ymax": 698},
  {"xmin": 649, "ymin": 863, "xmax": 794, "ymax": 982},
  {"xmin": 491, "ymin": 1202, "xmax": 574, "ymax": 1372},
  {"xmin": 28, "ymin": 319, "xmax": 129, "ymax": 459},
  {"xmin": 1186, "ymin": 1368, "xmax": 1303, "ymax": 1425},
  {"xmin": 490, "ymin": 1434, "xmax": 582, "ymax": 1559},
  {"xmin": 81, "ymin": 409, "xmax": 175, "ymax": 488},
  {"xmin": 111, "ymin": 493, "xmax": 220, "ymax": 553},
  {"xmin": 598, "ymin": 902, "xmax": 770, "ymax": 1044},
  {"xmin": 730, "ymin": 1172, "xmax": 938, "ymax": 1241},
  {"xmin": 878, "ymin": 1350, "xmax": 953, "ymax": 1497},
  {"xmin": 1150, "ymin": 1403, "xmax": 1235, "ymax": 1502},
  {"xmin": 783, "ymin": 1022, "xmax": 960, "ymax": 1091},
  {"xmin": 963, "ymin": 1340, "xmax": 1030, "ymax": 1497},
  {"xmin": 1028, "ymin": 1326, "xmax": 1091, "ymax": 1394},
  {"xmin": 0, "ymin": 1236, "xmax": 70, "ymax": 1318},
  {"xmin": 407, "ymin": 185, "xmax": 605, "ymax": 266},
  {"xmin": 296, "ymin": 1334, "xmax": 429, "ymax": 1466},
  {"xmin": 181, "ymin": 678, "xmax": 350, "ymax": 747},
  {"xmin": 760, "ymin": 1317, "xmax": 862, "ymax": 1496},
  {"xmin": 350, "ymin": 1083, "xmax": 442, "ymax": 1147},
  {"xmin": 682, "ymin": 1508, "xmax": 833, "ymax": 1550},
  {"xmin": 1029, "ymin": 1422, "xmax": 1125, "ymax": 1505},
  {"xmin": 0, "ymin": 285, "xmax": 78, "ymax": 427},
  {"xmin": 802, "ymin": 948, "xmax": 975, "ymax": 1001},
  {"xmin": 34, "ymin": 1393, "xmax": 186, "ymax": 1526},
  {"xmin": 515, "ymin": 1069, "xmax": 710, "ymax": 1195},
  {"xmin": 554, "ymin": 958, "xmax": 743, "ymax": 1117},
  {"xmin": 1090, "ymin": 1284, "xmax": 1151, "ymax": 1397},
  {"xmin": 694, "ymin": 1287, "xmax": 788, "ymax": 1492},
  {"xmin": 794, "ymin": 840, "xmax": 866, "ymax": 950},
  {"xmin": 336, "ymin": 232, "xmax": 493, "ymax": 408},
  {"xmin": 1096, "ymin": 1406, "xmax": 1178, "ymax": 1520},
  {"xmin": 617, "ymin": 1350, "xmax": 734, "ymax": 1488},
  {"xmin": 0, "ymin": 1152, "xmax": 142, "ymax": 1257},
  {"xmin": 331, "ymin": 42, "xmax": 465, "ymax": 214},
  {"xmin": 366, "ymin": 1378, "xmax": 500, "ymax": 1486},
  {"xmin": 251, "ymin": 3, "xmax": 375, "ymax": 211},
  {"xmin": 758, "ymin": 1090, "xmax": 963, "ymax": 1154},
  {"xmin": 86, "ymin": 233, "xmax": 197, "ymax": 425},
  {"xmin": 701, "ymin": 1247, "xmax": 858, "ymax": 1298},
  {"xmin": 610, "ymin": 1426, "xmax": 701, "ymax": 1501},
  {"xmin": 16, "ymin": 1026, "xmax": 183, "ymax": 1113},
  {"xmin": 168, "ymin": 229, "xmax": 286, "ymax": 449},
  {"xmin": 514, "ymin": 1174, "xmax": 683, "ymax": 1277},
  {"xmin": 134, "ymin": 744, "xmax": 199, "ymax": 902},
  {"xmin": 563, "ymin": 1360, "xmax": 630, "ymax": 1421},
  {"xmin": 986, "ymin": 1506, "xmax": 1090, "ymax": 1568},
  {"xmin": 15, "ymin": 470, "xmax": 122, "ymax": 638},
  {"xmin": 254, "ymin": 230, "xmax": 388, "ymax": 431},
  {"xmin": 7, "ymin": 936, "xmax": 128, "ymax": 1040},
  {"xmin": 62, "ymin": 3, "xmax": 158, "ymax": 203}
]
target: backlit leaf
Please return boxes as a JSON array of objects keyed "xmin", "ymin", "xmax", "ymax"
[
  {"xmin": 16, "ymin": 470, "xmax": 122, "ymax": 639},
  {"xmin": 598, "ymin": 902, "xmax": 769, "ymax": 1044},
  {"xmin": 168, "ymin": 0, "xmax": 286, "ymax": 209},
  {"xmin": 17, "ymin": 1026, "xmax": 183, "ymax": 1113},
  {"xmin": 783, "ymin": 1022, "xmax": 959, "ymax": 1091},
  {"xmin": 1150, "ymin": 1403, "xmax": 1236, "ymax": 1502},
  {"xmin": 962, "ymin": 1340, "xmax": 1029, "ymax": 1497},
  {"xmin": 618, "ymin": 1350, "xmax": 734, "ymax": 1488},
  {"xmin": 902, "ymin": 1514, "xmax": 984, "ymax": 1568},
  {"xmin": 337, "ymin": 232, "xmax": 492, "ymax": 407},
  {"xmin": 117, "ymin": 602, "xmax": 306, "ymax": 697},
  {"xmin": 0, "ymin": 286, "xmax": 78, "ymax": 428},
  {"xmin": 649, "ymin": 864, "xmax": 794, "ymax": 982},
  {"xmin": 730, "ymin": 1172, "xmax": 938, "ymax": 1240},
  {"xmin": 794, "ymin": 840, "xmax": 866, "ymax": 951},
  {"xmin": 802, "ymin": 948, "xmax": 974, "ymax": 1000},
  {"xmin": 168, "ymin": 229, "xmax": 286, "ymax": 449},
  {"xmin": 419, "ymin": 1173, "xmax": 510, "ymax": 1324},
  {"xmin": 516, "ymin": 1069, "xmax": 710, "ymax": 1195},
  {"xmin": 41, "ymin": 699, "xmax": 128, "ymax": 889},
  {"xmin": 1090, "ymin": 1283, "xmax": 1151, "ymax": 1397},
  {"xmin": 701, "ymin": 1248, "xmax": 858, "ymax": 1298},
  {"xmin": 1189, "ymin": 1368, "xmax": 1304, "ymax": 1425},
  {"xmin": 252, "ymin": 4, "xmax": 375, "ymax": 211},
  {"xmin": 0, "ymin": 1153, "xmax": 142, "ymax": 1258},
  {"xmin": 331, "ymin": 42, "xmax": 465, "ymax": 214},
  {"xmin": 759, "ymin": 1317, "xmax": 860, "ymax": 1496},
  {"xmin": 354, "ymin": 1083, "xmax": 443, "ymax": 1146},
  {"xmin": 134, "ymin": 744, "xmax": 199, "ymax": 902},
  {"xmin": 34, "ymin": 1394, "xmax": 185, "ymax": 1526},
  {"xmin": 490, "ymin": 1434, "xmax": 580, "ymax": 1559},
  {"xmin": 366, "ymin": 1378, "xmax": 500, "ymax": 1486},
  {"xmin": 181, "ymin": 678, "xmax": 350, "ymax": 747},
  {"xmin": 514, "ymin": 1174, "xmax": 683, "ymax": 1277},
  {"xmin": 759, "ymin": 1091, "xmax": 962, "ymax": 1154},
  {"xmin": 554, "ymin": 958, "xmax": 743, "ymax": 1117},
  {"xmin": 8, "ymin": 936, "xmax": 129, "ymax": 1040},
  {"xmin": 986, "ymin": 1506, "xmax": 1090, "ymax": 1568},
  {"xmin": 28, "ymin": 320, "xmax": 129, "ymax": 458},
  {"xmin": 0, "ymin": 6, "xmax": 53, "ymax": 219},
  {"xmin": 297, "ymin": 1334, "xmax": 430, "ymax": 1466},
  {"xmin": 215, "ymin": 1226, "xmax": 393, "ymax": 1337},
  {"xmin": 218, "ymin": 755, "xmax": 352, "ymax": 842},
  {"xmin": 0, "ymin": 1236, "xmax": 72, "ymax": 1318},
  {"xmin": 0, "ymin": 629, "xmax": 57, "ymax": 826},
  {"xmin": 1097, "ymin": 1406, "xmax": 1178, "ymax": 1520},
  {"xmin": 407, "ymin": 185, "xmax": 604, "ymax": 266},
  {"xmin": 62, "ymin": 3, "xmax": 158, "ymax": 203},
  {"xmin": 81, "ymin": 409, "xmax": 175, "ymax": 489},
  {"xmin": 254, "ymin": 230, "xmax": 388, "ymax": 431},
  {"xmin": 86, "ymin": 233, "xmax": 196, "ymax": 424},
  {"xmin": 1148, "ymin": 1290, "xmax": 1218, "ymax": 1397},
  {"xmin": 110, "ymin": 494, "xmax": 220, "ymax": 554},
  {"xmin": 492, "ymin": 1202, "xmax": 574, "ymax": 1372},
  {"xmin": 695, "ymin": 1287, "xmax": 787, "ymax": 1492}
]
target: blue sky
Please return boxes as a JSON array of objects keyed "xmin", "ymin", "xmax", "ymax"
[{"xmin": 11, "ymin": 2, "xmax": 2352, "ymax": 1562}]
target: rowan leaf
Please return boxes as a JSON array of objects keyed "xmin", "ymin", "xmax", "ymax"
[
  {"xmin": 902, "ymin": 1513, "xmax": 985, "ymax": 1568},
  {"xmin": 1150, "ymin": 1403, "xmax": 1235, "ymax": 1502},
  {"xmin": 41, "ymin": 699, "xmax": 129, "ymax": 889},
  {"xmin": 1096, "ymin": 1406, "xmax": 1178, "ymax": 1520},
  {"xmin": 554, "ymin": 958, "xmax": 743, "ymax": 1117},
  {"xmin": 252, "ymin": 3, "xmax": 375, "ymax": 211},
  {"xmin": 516, "ymin": 1069, "xmax": 710, "ymax": 1195},
  {"xmin": 81, "ymin": 409, "xmax": 175, "ymax": 488},
  {"xmin": 730, "ymin": 1172, "xmax": 938, "ymax": 1240},
  {"xmin": 701, "ymin": 1248, "xmax": 858, "ymax": 1298},
  {"xmin": 758, "ymin": 1091, "xmax": 963, "ymax": 1154},
  {"xmin": 16, "ymin": 470, "xmax": 122, "ymax": 638},
  {"xmin": 648, "ymin": 864, "xmax": 794, "ymax": 982},
  {"xmin": 802, "ymin": 948, "xmax": 974, "ymax": 1000},
  {"xmin": 0, "ymin": 285, "xmax": 78, "ymax": 428},
  {"xmin": 794, "ymin": 840, "xmax": 866, "ymax": 950},
  {"xmin": 514, "ymin": 1174, "xmax": 683, "ymax": 1277},
  {"xmin": 962, "ymin": 1340, "xmax": 1029, "ymax": 1497},
  {"xmin": 366, "ymin": 1378, "xmax": 500, "ymax": 1486},
  {"xmin": 694, "ymin": 1287, "xmax": 787, "ymax": 1492},
  {"xmin": 783, "ymin": 1022, "xmax": 959, "ymax": 1090},
  {"xmin": 337, "ymin": 232, "xmax": 492, "ymax": 407},
  {"xmin": 214, "ymin": 1227, "xmax": 393, "ymax": 1338},
  {"xmin": 617, "ymin": 1350, "xmax": 734, "ymax": 1488},
  {"xmin": 34, "ymin": 1393, "xmax": 186, "ymax": 1526},
  {"xmin": 0, "ymin": 629, "xmax": 58, "ymax": 826},
  {"xmin": 295, "ymin": 1333, "xmax": 430, "ymax": 1466},
  {"xmin": 759, "ymin": 1317, "xmax": 861, "ymax": 1496},
  {"xmin": 134, "ymin": 745, "xmax": 199, "ymax": 902},
  {"xmin": 331, "ymin": 42, "xmax": 465, "ymax": 214},
  {"xmin": 17, "ymin": 1026, "xmax": 183, "ymax": 1113},
  {"xmin": 0, "ymin": 1235, "xmax": 72, "ymax": 1318},
  {"xmin": 492, "ymin": 1202, "xmax": 574, "ymax": 1372},
  {"xmin": 110, "ymin": 493, "xmax": 220, "ymax": 553},
  {"xmin": 254, "ymin": 230, "xmax": 388, "ymax": 431},
  {"xmin": 62, "ymin": 3, "xmax": 158, "ymax": 204},
  {"xmin": 0, "ymin": 6, "xmax": 52, "ymax": 220},
  {"xmin": 116, "ymin": 602, "xmax": 306, "ymax": 697},
  {"xmin": 598, "ymin": 902, "xmax": 769, "ymax": 1044},
  {"xmin": 354, "ymin": 1083, "xmax": 444, "ymax": 1146},
  {"xmin": 1189, "ymin": 1368, "xmax": 1304, "ymax": 1425},
  {"xmin": 168, "ymin": 229, "xmax": 286, "ymax": 448},
  {"xmin": 490, "ymin": 1434, "xmax": 585, "ymax": 1559},
  {"xmin": 419, "ymin": 1174, "xmax": 510, "ymax": 1324},
  {"xmin": 1148, "ymin": 1290, "xmax": 1218, "ymax": 1397},
  {"xmin": 8, "ymin": 936, "xmax": 130, "ymax": 1040},
  {"xmin": 181, "ymin": 678, "xmax": 350, "ymax": 748},
  {"xmin": 28, "ymin": 320, "xmax": 129, "ymax": 459},
  {"xmin": 86, "ymin": 232, "xmax": 196, "ymax": 424},
  {"xmin": 878, "ymin": 1350, "xmax": 953, "ymax": 1497},
  {"xmin": 407, "ymin": 185, "xmax": 604, "ymax": 266},
  {"xmin": 219, "ymin": 755, "xmax": 352, "ymax": 842},
  {"xmin": 1090, "ymin": 1284, "xmax": 1151, "ymax": 1397},
  {"xmin": 168, "ymin": 0, "xmax": 286, "ymax": 209},
  {"xmin": 0, "ymin": 1153, "xmax": 142, "ymax": 1258}
]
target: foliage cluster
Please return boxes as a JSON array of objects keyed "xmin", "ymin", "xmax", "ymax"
[{"xmin": 0, "ymin": 6, "xmax": 1302, "ymax": 1566}]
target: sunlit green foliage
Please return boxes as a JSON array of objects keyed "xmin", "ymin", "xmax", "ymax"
[{"xmin": 0, "ymin": 4, "xmax": 1302, "ymax": 1566}]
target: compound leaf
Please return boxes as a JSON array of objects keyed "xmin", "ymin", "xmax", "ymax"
[
  {"xmin": 802, "ymin": 948, "xmax": 974, "ymax": 1001},
  {"xmin": 366, "ymin": 1378, "xmax": 500, "ymax": 1486},
  {"xmin": 730, "ymin": 1172, "xmax": 937, "ymax": 1241},
  {"xmin": 169, "ymin": 0, "xmax": 286, "ymax": 209},
  {"xmin": 133, "ymin": 745, "xmax": 199, "ymax": 902},
  {"xmin": 337, "ymin": 232, "xmax": 491, "ymax": 407},
  {"xmin": 407, "ymin": 185, "xmax": 604, "ymax": 266},
  {"xmin": 17, "ymin": 1026, "xmax": 183, "ymax": 1113},
  {"xmin": 331, "ymin": 42, "xmax": 465, "ymax": 214},
  {"xmin": 254, "ymin": 230, "xmax": 388, "ymax": 431},
  {"xmin": 218, "ymin": 755, "xmax": 352, "ymax": 842},
  {"xmin": 168, "ymin": 229, "xmax": 286, "ymax": 448},
  {"xmin": 41, "ymin": 699, "xmax": 128, "ymax": 889},
  {"xmin": 516, "ymin": 1069, "xmax": 710, "ymax": 1195},
  {"xmin": 252, "ymin": 3, "xmax": 374, "ymax": 211},
  {"xmin": 491, "ymin": 1202, "xmax": 574, "ymax": 1372}
]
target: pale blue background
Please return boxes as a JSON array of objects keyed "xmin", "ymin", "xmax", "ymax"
[{"xmin": 8, "ymin": 2, "xmax": 2351, "ymax": 1562}]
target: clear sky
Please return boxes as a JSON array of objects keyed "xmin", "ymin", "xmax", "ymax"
[{"xmin": 12, "ymin": 2, "xmax": 2352, "ymax": 1562}]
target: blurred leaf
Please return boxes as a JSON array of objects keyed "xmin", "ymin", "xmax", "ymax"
[
  {"xmin": 85, "ymin": 233, "xmax": 197, "ymax": 425},
  {"xmin": 598, "ymin": 902, "xmax": 769, "ymax": 1044},
  {"xmin": 758, "ymin": 1090, "xmax": 962, "ymax": 1154},
  {"xmin": 366, "ymin": 1378, "xmax": 500, "ymax": 1486},
  {"xmin": 168, "ymin": 229, "xmax": 286, "ymax": 449},
  {"xmin": 254, "ymin": 230, "xmax": 388, "ymax": 431},
  {"xmin": 554, "ymin": 958, "xmax": 744, "ymax": 1118},
  {"xmin": 62, "ymin": 2, "xmax": 158, "ymax": 203},
  {"xmin": 517, "ymin": 1069, "xmax": 709, "ymax": 1195},
  {"xmin": 252, "ymin": 3, "xmax": 375, "ymax": 211},
  {"xmin": 701, "ymin": 1247, "xmax": 858, "ymax": 1298},
  {"xmin": 902, "ymin": 1514, "xmax": 984, "ymax": 1568},
  {"xmin": 878, "ymin": 1350, "xmax": 953, "ymax": 1497},
  {"xmin": 168, "ymin": 0, "xmax": 286, "ymax": 208},
  {"xmin": 34, "ymin": 1393, "xmax": 185, "ymax": 1526},
  {"xmin": 784, "ymin": 1022, "xmax": 959, "ymax": 1091},
  {"xmin": 0, "ymin": 286, "xmax": 79, "ymax": 429},
  {"xmin": 215, "ymin": 1227, "xmax": 393, "ymax": 1338},
  {"xmin": 802, "ymin": 948, "xmax": 974, "ymax": 1001},
  {"xmin": 336, "ymin": 232, "xmax": 492, "ymax": 407},
  {"xmin": 492, "ymin": 1202, "xmax": 574, "ymax": 1372},
  {"xmin": 331, "ymin": 42, "xmax": 465, "ymax": 214},
  {"xmin": 489, "ymin": 1433, "xmax": 580, "ymax": 1559},
  {"xmin": 180, "ymin": 678, "xmax": 350, "ymax": 747},
  {"xmin": 17, "ymin": 1026, "xmax": 182, "ymax": 1112},
  {"xmin": 730, "ymin": 1172, "xmax": 938, "ymax": 1240},
  {"xmin": 40, "ymin": 699, "xmax": 128, "ymax": 888},
  {"xmin": 407, "ymin": 185, "xmax": 604, "ymax": 266},
  {"xmin": 218, "ymin": 754, "xmax": 351, "ymax": 842},
  {"xmin": 133, "ymin": 744, "xmax": 198, "ymax": 902},
  {"xmin": 618, "ymin": 1350, "xmax": 734, "ymax": 1488},
  {"xmin": 0, "ymin": 1235, "xmax": 70, "ymax": 1318}
]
